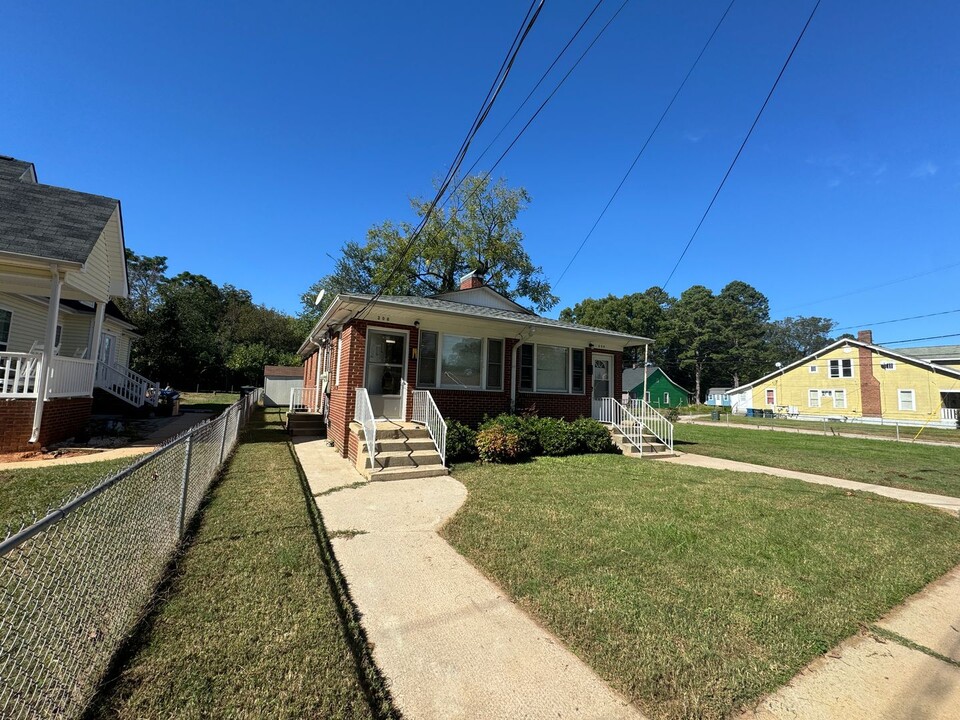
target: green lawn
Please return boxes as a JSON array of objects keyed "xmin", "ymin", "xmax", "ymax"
[
  {"xmin": 695, "ymin": 413, "xmax": 960, "ymax": 444},
  {"xmin": 0, "ymin": 457, "xmax": 140, "ymax": 530},
  {"xmin": 443, "ymin": 454, "xmax": 960, "ymax": 720},
  {"xmin": 178, "ymin": 391, "xmax": 240, "ymax": 415},
  {"xmin": 675, "ymin": 422, "xmax": 960, "ymax": 497},
  {"xmin": 88, "ymin": 409, "xmax": 391, "ymax": 719}
]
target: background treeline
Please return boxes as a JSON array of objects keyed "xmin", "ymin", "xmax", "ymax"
[
  {"xmin": 117, "ymin": 251, "xmax": 306, "ymax": 391},
  {"xmin": 560, "ymin": 284, "xmax": 835, "ymax": 402}
]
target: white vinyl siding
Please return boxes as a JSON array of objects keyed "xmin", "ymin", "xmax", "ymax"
[
  {"xmin": 60, "ymin": 313, "xmax": 91, "ymax": 358},
  {"xmin": 898, "ymin": 389, "xmax": 916, "ymax": 411},
  {"xmin": 0, "ymin": 293, "xmax": 46, "ymax": 352}
]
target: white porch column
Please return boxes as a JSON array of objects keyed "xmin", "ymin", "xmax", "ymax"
[
  {"xmin": 88, "ymin": 301, "xmax": 106, "ymax": 393},
  {"xmin": 30, "ymin": 266, "xmax": 63, "ymax": 443}
]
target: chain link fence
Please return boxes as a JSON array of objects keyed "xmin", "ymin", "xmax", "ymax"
[{"xmin": 0, "ymin": 388, "xmax": 263, "ymax": 719}]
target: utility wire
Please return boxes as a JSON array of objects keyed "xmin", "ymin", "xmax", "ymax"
[
  {"xmin": 352, "ymin": 0, "xmax": 546, "ymax": 321},
  {"xmin": 880, "ymin": 332, "xmax": 960, "ymax": 346},
  {"xmin": 553, "ymin": 0, "xmax": 737, "ymax": 289},
  {"xmin": 833, "ymin": 308, "xmax": 960, "ymax": 333},
  {"xmin": 778, "ymin": 259, "xmax": 960, "ymax": 313},
  {"xmin": 661, "ymin": 0, "xmax": 822, "ymax": 290}
]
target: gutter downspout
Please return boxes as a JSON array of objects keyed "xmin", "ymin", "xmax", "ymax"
[{"xmin": 31, "ymin": 265, "xmax": 63, "ymax": 443}]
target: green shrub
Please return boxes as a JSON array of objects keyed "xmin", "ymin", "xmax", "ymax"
[
  {"xmin": 664, "ymin": 407, "xmax": 680, "ymax": 423},
  {"xmin": 480, "ymin": 414, "xmax": 541, "ymax": 456},
  {"xmin": 569, "ymin": 417, "xmax": 617, "ymax": 454},
  {"xmin": 475, "ymin": 426, "xmax": 526, "ymax": 463},
  {"xmin": 536, "ymin": 417, "xmax": 578, "ymax": 456},
  {"xmin": 445, "ymin": 421, "xmax": 478, "ymax": 463}
]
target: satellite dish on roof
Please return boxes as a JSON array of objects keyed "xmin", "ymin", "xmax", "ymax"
[{"xmin": 314, "ymin": 289, "xmax": 326, "ymax": 306}]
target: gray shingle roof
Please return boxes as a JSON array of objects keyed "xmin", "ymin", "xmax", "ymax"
[
  {"xmin": 0, "ymin": 157, "xmax": 118, "ymax": 264},
  {"xmin": 898, "ymin": 345, "xmax": 960, "ymax": 361},
  {"xmin": 346, "ymin": 293, "xmax": 651, "ymax": 342},
  {"xmin": 0, "ymin": 157, "xmax": 35, "ymax": 182}
]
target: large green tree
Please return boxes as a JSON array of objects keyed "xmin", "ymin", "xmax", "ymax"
[
  {"xmin": 715, "ymin": 281, "xmax": 771, "ymax": 387},
  {"xmin": 559, "ymin": 287, "xmax": 673, "ymax": 365},
  {"xmin": 300, "ymin": 175, "xmax": 557, "ymax": 322},
  {"xmin": 659, "ymin": 285, "xmax": 724, "ymax": 403},
  {"xmin": 766, "ymin": 316, "xmax": 836, "ymax": 365}
]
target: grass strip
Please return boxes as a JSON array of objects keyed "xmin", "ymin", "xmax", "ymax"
[
  {"xmin": 675, "ymin": 422, "xmax": 960, "ymax": 497},
  {"xmin": 0, "ymin": 457, "xmax": 138, "ymax": 530},
  {"xmin": 443, "ymin": 454, "xmax": 960, "ymax": 720},
  {"xmin": 87, "ymin": 408, "xmax": 395, "ymax": 719}
]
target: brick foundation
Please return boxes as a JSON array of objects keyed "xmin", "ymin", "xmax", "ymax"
[{"xmin": 0, "ymin": 397, "xmax": 94, "ymax": 452}]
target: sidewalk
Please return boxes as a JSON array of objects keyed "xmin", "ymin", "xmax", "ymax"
[
  {"xmin": 660, "ymin": 452, "xmax": 960, "ymax": 516},
  {"xmin": 743, "ymin": 564, "xmax": 960, "ymax": 720},
  {"xmin": 293, "ymin": 438, "xmax": 643, "ymax": 720}
]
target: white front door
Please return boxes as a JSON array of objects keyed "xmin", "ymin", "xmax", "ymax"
[
  {"xmin": 99, "ymin": 333, "xmax": 117, "ymax": 367},
  {"xmin": 591, "ymin": 353, "xmax": 614, "ymax": 420},
  {"xmin": 364, "ymin": 329, "xmax": 406, "ymax": 419}
]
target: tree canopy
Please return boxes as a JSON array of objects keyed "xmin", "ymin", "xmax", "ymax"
[
  {"xmin": 561, "ymin": 282, "xmax": 836, "ymax": 402},
  {"xmin": 300, "ymin": 175, "xmax": 557, "ymax": 323},
  {"xmin": 117, "ymin": 250, "xmax": 303, "ymax": 390}
]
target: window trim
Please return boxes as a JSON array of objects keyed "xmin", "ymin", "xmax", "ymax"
[
  {"xmin": 833, "ymin": 389, "xmax": 846, "ymax": 409},
  {"xmin": 362, "ymin": 326, "xmax": 409, "ymax": 394},
  {"xmin": 808, "ymin": 389, "xmax": 820, "ymax": 408},
  {"xmin": 418, "ymin": 330, "xmax": 505, "ymax": 392},
  {"xmin": 663, "ymin": 391, "xmax": 670, "ymax": 405},
  {"xmin": 765, "ymin": 388, "xmax": 776, "ymax": 406},
  {"xmin": 518, "ymin": 343, "xmax": 589, "ymax": 395},
  {"xmin": 898, "ymin": 388, "xmax": 916, "ymax": 412},
  {"xmin": 828, "ymin": 358, "xmax": 854, "ymax": 379},
  {"xmin": 0, "ymin": 305, "xmax": 13, "ymax": 352},
  {"xmin": 335, "ymin": 333, "xmax": 343, "ymax": 386}
]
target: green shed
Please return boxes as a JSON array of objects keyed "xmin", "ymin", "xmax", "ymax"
[{"xmin": 622, "ymin": 366, "xmax": 691, "ymax": 409}]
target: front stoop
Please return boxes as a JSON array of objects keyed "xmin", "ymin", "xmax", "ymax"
[
  {"xmin": 607, "ymin": 427, "xmax": 677, "ymax": 459},
  {"xmin": 351, "ymin": 421, "xmax": 449, "ymax": 481}
]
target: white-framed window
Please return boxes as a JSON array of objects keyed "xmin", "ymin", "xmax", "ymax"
[
  {"xmin": 898, "ymin": 389, "xmax": 916, "ymax": 411},
  {"xmin": 335, "ymin": 334, "xmax": 343, "ymax": 386},
  {"xmin": 765, "ymin": 388, "xmax": 776, "ymax": 406},
  {"xmin": 418, "ymin": 330, "xmax": 504, "ymax": 391},
  {"xmin": 809, "ymin": 365, "xmax": 818, "ymax": 373},
  {"xmin": 808, "ymin": 389, "xmax": 820, "ymax": 408},
  {"xmin": 518, "ymin": 343, "xmax": 587, "ymax": 394},
  {"xmin": 644, "ymin": 391, "xmax": 651, "ymax": 402},
  {"xmin": 663, "ymin": 391, "xmax": 670, "ymax": 405},
  {"xmin": 0, "ymin": 307, "xmax": 11, "ymax": 351},
  {"xmin": 833, "ymin": 389, "xmax": 846, "ymax": 409},
  {"xmin": 829, "ymin": 359, "xmax": 853, "ymax": 378}
]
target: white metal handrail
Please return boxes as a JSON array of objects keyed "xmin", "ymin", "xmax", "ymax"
[
  {"xmin": 289, "ymin": 387, "xmax": 321, "ymax": 414},
  {"xmin": 0, "ymin": 352, "xmax": 41, "ymax": 398},
  {"xmin": 354, "ymin": 388, "xmax": 377, "ymax": 471},
  {"xmin": 412, "ymin": 389, "xmax": 447, "ymax": 466},
  {"xmin": 96, "ymin": 360, "xmax": 160, "ymax": 408},
  {"xmin": 46, "ymin": 357, "xmax": 96, "ymax": 399},
  {"xmin": 626, "ymin": 398, "xmax": 674, "ymax": 452}
]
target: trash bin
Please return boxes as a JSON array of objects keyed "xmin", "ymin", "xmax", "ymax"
[
  {"xmin": 157, "ymin": 389, "xmax": 181, "ymax": 417},
  {"xmin": 240, "ymin": 385, "xmax": 256, "ymax": 397},
  {"xmin": 746, "ymin": 408, "xmax": 756, "ymax": 418},
  {"xmin": 711, "ymin": 410, "xmax": 720, "ymax": 421}
]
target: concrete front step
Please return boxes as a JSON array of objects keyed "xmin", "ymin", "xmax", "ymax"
[
  {"xmin": 373, "ymin": 449, "xmax": 445, "ymax": 469},
  {"xmin": 288, "ymin": 413, "xmax": 326, "ymax": 437},
  {"xmin": 366, "ymin": 465, "xmax": 449, "ymax": 481},
  {"xmin": 376, "ymin": 437, "xmax": 438, "ymax": 453},
  {"xmin": 610, "ymin": 433, "xmax": 675, "ymax": 458}
]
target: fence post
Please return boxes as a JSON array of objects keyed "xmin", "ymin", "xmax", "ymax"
[
  {"xmin": 177, "ymin": 433, "xmax": 194, "ymax": 537},
  {"xmin": 219, "ymin": 410, "xmax": 230, "ymax": 465},
  {"xmin": 896, "ymin": 422, "xmax": 900, "ymax": 442}
]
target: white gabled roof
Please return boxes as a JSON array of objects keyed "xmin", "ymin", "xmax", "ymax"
[{"xmin": 731, "ymin": 338, "xmax": 960, "ymax": 393}]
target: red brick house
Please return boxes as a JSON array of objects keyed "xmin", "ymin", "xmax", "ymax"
[{"xmin": 295, "ymin": 272, "xmax": 657, "ymax": 471}]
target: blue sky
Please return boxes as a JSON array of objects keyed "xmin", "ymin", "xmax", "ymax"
[{"xmin": 4, "ymin": 1, "xmax": 958, "ymax": 345}]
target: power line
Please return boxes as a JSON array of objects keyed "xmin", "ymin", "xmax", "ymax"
[
  {"xmin": 880, "ymin": 332, "xmax": 960, "ymax": 346},
  {"xmin": 833, "ymin": 308, "xmax": 960, "ymax": 333},
  {"xmin": 661, "ymin": 0, "xmax": 822, "ymax": 290},
  {"xmin": 353, "ymin": 0, "xmax": 546, "ymax": 321},
  {"xmin": 553, "ymin": 0, "xmax": 737, "ymax": 289},
  {"xmin": 778, "ymin": 259, "xmax": 960, "ymax": 314}
]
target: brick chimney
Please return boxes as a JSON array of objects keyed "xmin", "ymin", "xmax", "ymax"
[
  {"xmin": 459, "ymin": 270, "xmax": 484, "ymax": 290},
  {"xmin": 857, "ymin": 329, "xmax": 873, "ymax": 344}
]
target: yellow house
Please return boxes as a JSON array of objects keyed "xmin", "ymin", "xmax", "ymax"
[{"xmin": 728, "ymin": 330, "xmax": 960, "ymax": 428}]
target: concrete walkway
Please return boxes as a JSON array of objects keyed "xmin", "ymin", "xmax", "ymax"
[
  {"xmin": 743, "ymin": 563, "xmax": 960, "ymax": 720},
  {"xmin": 293, "ymin": 438, "xmax": 643, "ymax": 720},
  {"xmin": 660, "ymin": 453, "xmax": 960, "ymax": 516}
]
